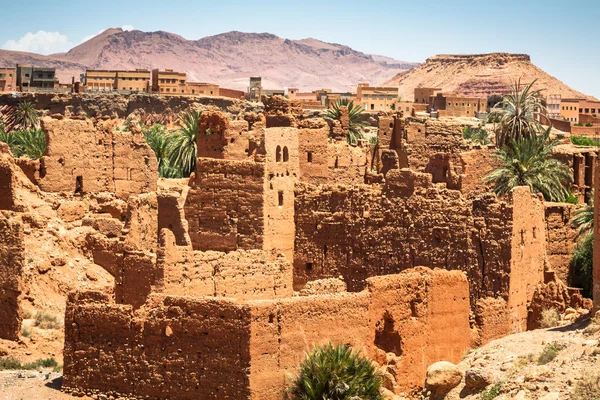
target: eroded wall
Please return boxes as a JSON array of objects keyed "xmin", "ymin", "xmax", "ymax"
[
  {"xmin": 0, "ymin": 212, "xmax": 24, "ymax": 340},
  {"xmin": 63, "ymin": 267, "xmax": 470, "ymax": 399}
]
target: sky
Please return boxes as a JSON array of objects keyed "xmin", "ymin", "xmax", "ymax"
[{"xmin": 0, "ymin": 0, "xmax": 598, "ymax": 97}]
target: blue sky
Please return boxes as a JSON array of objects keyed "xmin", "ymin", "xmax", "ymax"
[{"xmin": 1, "ymin": 0, "xmax": 598, "ymax": 97}]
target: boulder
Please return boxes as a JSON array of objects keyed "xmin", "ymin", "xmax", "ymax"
[
  {"xmin": 425, "ymin": 361, "xmax": 463, "ymax": 397},
  {"xmin": 464, "ymin": 367, "xmax": 493, "ymax": 391}
]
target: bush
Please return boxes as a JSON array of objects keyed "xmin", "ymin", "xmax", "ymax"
[
  {"xmin": 0, "ymin": 129, "xmax": 46, "ymax": 159},
  {"xmin": 540, "ymin": 309, "xmax": 560, "ymax": 328},
  {"xmin": 21, "ymin": 326, "xmax": 32, "ymax": 338},
  {"xmin": 585, "ymin": 122, "xmax": 593, "ymax": 127},
  {"xmin": 480, "ymin": 382, "xmax": 503, "ymax": 400},
  {"xmin": 571, "ymin": 136, "xmax": 600, "ymax": 146},
  {"xmin": 570, "ymin": 233, "xmax": 593, "ymax": 298},
  {"xmin": 289, "ymin": 343, "xmax": 383, "ymax": 400},
  {"xmin": 34, "ymin": 310, "xmax": 62, "ymax": 329},
  {"xmin": 462, "ymin": 126, "xmax": 490, "ymax": 145},
  {"xmin": 0, "ymin": 356, "xmax": 58, "ymax": 370},
  {"xmin": 565, "ymin": 190, "xmax": 579, "ymax": 204},
  {"xmin": 571, "ymin": 372, "xmax": 600, "ymax": 399},
  {"xmin": 537, "ymin": 342, "xmax": 561, "ymax": 365}
]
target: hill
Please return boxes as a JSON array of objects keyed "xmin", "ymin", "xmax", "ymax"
[
  {"xmin": 0, "ymin": 29, "xmax": 418, "ymax": 92},
  {"xmin": 382, "ymin": 53, "xmax": 594, "ymax": 101}
]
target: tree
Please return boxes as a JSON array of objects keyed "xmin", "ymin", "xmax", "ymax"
[
  {"xmin": 15, "ymin": 101, "xmax": 40, "ymax": 130},
  {"xmin": 569, "ymin": 196, "xmax": 594, "ymax": 298},
  {"xmin": 491, "ymin": 78, "xmax": 547, "ymax": 147},
  {"xmin": 0, "ymin": 129, "xmax": 46, "ymax": 159},
  {"xmin": 289, "ymin": 343, "xmax": 383, "ymax": 400},
  {"xmin": 323, "ymin": 99, "xmax": 368, "ymax": 145},
  {"xmin": 142, "ymin": 123, "xmax": 183, "ymax": 179},
  {"xmin": 462, "ymin": 125, "xmax": 490, "ymax": 145},
  {"xmin": 484, "ymin": 129, "xmax": 572, "ymax": 202},
  {"xmin": 167, "ymin": 110, "xmax": 201, "ymax": 177}
]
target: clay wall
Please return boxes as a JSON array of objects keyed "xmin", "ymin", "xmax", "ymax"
[
  {"xmin": 545, "ymin": 203, "xmax": 578, "ymax": 282},
  {"xmin": 298, "ymin": 122, "xmax": 368, "ymax": 186},
  {"xmin": 197, "ymin": 111, "xmax": 254, "ymax": 160},
  {"xmin": 572, "ymin": 125, "xmax": 600, "ymax": 136},
  {"xmin": 112, "ymin": 132, "xmax": 158, "ymax": 199},
  {"xmin": 548, "ymin": 118, "xmax": 571, "ymax": 133},
  {"xmin": 507, "ymin": 187, "xmax": 546, "ymax": 332},
  {"xmin": 263, "ymin": 127, "xmax": 299, "ymax": 260},
  {"xmin": 219, "ymin": 87, "xmax": 246, "ymax": 99},
  {"xmin": 294, "ymin": 169, "xmax": 546, "ymax": 330},
  {"xmin": 0, "ymin": 212, "xmax": 24, "ymax": 340},
  {"xmin": 0, "ymin": 151, "xmax": 17, "ymax": 210},
  {"xmin": 157, "ymin": 229, "xmax": 293, "ymax": 300},
  {"xmin": 63, "ymin": 291, "xmax": 253, "ymax": 399},
  {"xmin": 38, "ymin": 117, "xmax": 157, "ymax": 200},
  {"xmin": 38, "ymin": 117, "xmax": 113, "ymax": 194},
  {"xmin": 184, "ymin": 158, "xmax": 265, "ymax": 253},
  {"xmin": 63, "ymin": 268, "xmax": 470, "ymax": 399}
]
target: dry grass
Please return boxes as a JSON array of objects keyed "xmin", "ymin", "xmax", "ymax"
[
  {"xmin": 540, "ymin": 309, "xmax": 559, "ymax": 328},
  {"xmin": 537, "ymin": 342, "xmax": 562, "ymax": 365},
  {"xmin": 584, "ymin": 313, "xmax": 600, "ymax": 336},
  {"xmin": 34, "ymin": 310, "xmax": 62, "ymax": 330},
  {"xmin": 571, "ymin": 372, "xmax": 600, "ymax": 400}
]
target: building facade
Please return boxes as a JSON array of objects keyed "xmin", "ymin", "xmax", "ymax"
[
  {"xmin": 83, "ymin": 69, "xmax": 151, "ymax": 92},
  {"xmin": 0, "ymin": 68, "xmax": 16, "ymax": 92},
  {"xmin": 431, "ymin": 92, "xmax": 487, "ymax": 117},
  {"xmin": 152, "ymin": 69, "xmax": 187, "ymax": 94},
  {"xmin": 357, "ymin": 83, "xmax": 398, "ymax": 111},
  {"xmin": 559, "ymin": 98, "xmax": 600, "ymax": 123},
  {"xmin": 414, "ymin": 87, "xmax": 442, "ymax": 104},
  {"xmin": 16, "ymin": 65, "xmax": 56, "ymax": 90},
  {"xmin": 546, "ymin": 94, "xmax": 561, "ymax": 119}
]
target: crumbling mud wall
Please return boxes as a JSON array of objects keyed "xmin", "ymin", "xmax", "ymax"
[
  {"xmin": 0, "ymin": 212, "xmax": 24, "ymax": 340},
  {"xmin": 297, "ymin": 120, "xmax": 368, "ymax": 186},
  {"xmin": 593, "ymin": 159, "xmax": 600, "ymax": 309},
  {"xmin": 38, "ymin": 117, "xmax": 157, "ymax": 199},
  {"xmin": 0, "ymin": 149, "xmax": 17, "ymax": 211},
  {"xmin": 157, "ymin": 229, "xmax": 293, "ymax": 300},
  {"xmin": 63, "ymin": 267, "xmax": 470, "ymax": 399},
  {"xmin": 184, "ymin": 158, "xmax": 266, "ymax": 252},
  {"xmin": 545, "ymin": 203, "xmax": 578, "ymax": 283},
  {"xmin": 294, "ymin": 169, "xmax": 546, "ymax": 331}
]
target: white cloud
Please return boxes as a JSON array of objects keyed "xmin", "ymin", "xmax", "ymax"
[
  {"xmin": 81, "ymin": 25, "xmax": 134, "ymax": 43},
  {"xmin": 2, "ymin": 31, "xmax": 73, "ymax": 54}
]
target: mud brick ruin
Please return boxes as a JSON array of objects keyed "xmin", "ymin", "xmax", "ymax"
[{"xmin": 0, "ymin": 94, "xmax": 594, "ymax": 399}]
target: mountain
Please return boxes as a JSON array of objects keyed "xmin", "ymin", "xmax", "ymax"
[
  {"xmin": 383, "ymin": 53, "xmax": 594, "ymax": 101},
  {"xmin": 0, "ymin": 29, "xmax": 418, "ymax": 92}
]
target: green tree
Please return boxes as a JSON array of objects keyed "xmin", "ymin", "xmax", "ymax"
[
  {"xmin": 484, "ymin": 129, "xmax": 572, "ymax": 202},
  {"xmin": 289, "ymin": 343, "xmax": 383, "ymax": 400},
  {"xmin": 142, "ymin": 123, "xmax": 183, "ymax": 179},
  {"xmin": 491, "ymin": 78, "xmax": 547, "ymax": 147},
  {"xmin": 0, "ymin": 129, "xmax": 46, "ymax": 159},
  {"xmin": 15, "ymin": 101, "xmax": 40, "ymax": 130},
  {"xmin": 462, "ymin": 125, "xmax": 490, "ymax": 145},
  {"xmin": 323, "ymin": 99, "xmax": 368, "ymax": 145},
  {"xmin": 167, "ymin": 110, "xmax": 201, "ymax": 177}
]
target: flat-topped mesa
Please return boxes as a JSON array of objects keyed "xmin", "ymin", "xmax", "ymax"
[{"xmin": 426, "ymin": 53, "xmax": 531, "ymax": 65}]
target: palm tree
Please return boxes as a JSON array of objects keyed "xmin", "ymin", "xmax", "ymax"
[
  {"xmin": 571, "ymin": 197, "xmax": 594, "ymax": 239},
  {"xmin": 15, "ymin": 101, "xmax": 40, "ymax": 130},
  {"xmin": 491, "ymin": 78, "xmax": 547, "ymax": 147},
  {"xmin": 289, "ymin": 343, "xmax": 383, "ymax": 400},
  {"xmin": 167, "ymin": 110, "xmax": 201, "ymax": 177},
  {"xmin": 484, "ymin": 129, "xmax": 572, "ymax": 202},
  {"xmin": 143, "ymin": 123, "xmax": 183, "ymax": 179},
  {"xmin": 323, "ymin": 99, "xmax": 368, "ymax": 144},
  {"xmin": 0, "ymin": 129, "xmax": 46, "ymax": 159}
]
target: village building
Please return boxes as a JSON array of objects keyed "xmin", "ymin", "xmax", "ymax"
[
  {"xmin": 83, "ymin": 69, "xmax": 151, "ymax": 92},
  {"xmin": 356, "ymin": 82, "xmax": 398, "ymax": 111},
  {"xmin": 16, "ymin": 64, "xmax": 57, "ymax": 91},
  {"xmin": 0, "ymin": 68, "xmax": 16, "ymax": 92},
  {"xmin": 561, "ymin": 98, "xmax": 600, "ymax": 123}
]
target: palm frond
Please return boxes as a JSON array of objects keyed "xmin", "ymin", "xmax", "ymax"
[
  {"xmin": 15, "ymin": 101, "xmax": 40, "ymax": 130},
  {"xmin": 485, "ymin": 128, "xmax": 572, "ymax": 202},
  {"xmin": 324, "ymin": 98, "xmax": 367, "ymax": 144},
  {"xmin": 571, "ymin": 196, "xmax": 594, "ymax": 239},
  {"xmin": 167, "ymin": 110, "xmax": 201, "ymax": 177}
]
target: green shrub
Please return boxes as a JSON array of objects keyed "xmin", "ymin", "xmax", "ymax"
[
  {"xmin": 462, "ymin": 125, "xmax": 490, "ymax": 145},
  {"xmin": 565, "ymin": 190, "xmax": 579, "ymax": 204},
  {"xmin": 21, "ymin": 326, "xmax": 32, "ymax": 338},
  {"xmin": 34, "ymin": 310, "xmax": 61, "ymax": 329},
  {"xmin": 569, "ymin": 232, "xmax": 593, "ymax": 298},
  {"xmin": 0, "ymin": 356, "xmax": 58, "ymax": 370},
  {"xmin": 480, "ymin": 382, "xmax": 503, "ymax": 400},
  {"xmin": 571, "ymin": 136, "xmax": 600, "ymax": 146},
  {"xmin": 537, "ymin": 342, "xmax": 561, "ymax": 365},
  {"xmin": 585, "ymin": 122, "xmax": 593, "ymax": 127},
  {"xmin": 289, "ymin": 343, "xmax": 383, "ymax": 400},
  {"xmin": 0, "ymin": 129, "xmax": 46, "ymax": 159}
]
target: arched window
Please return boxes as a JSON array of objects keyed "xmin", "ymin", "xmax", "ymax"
[
  {"xmin": 276, "ymin": 146, "xmax": 282, "ymax": 162},
  {"xmin": 283, "ymin": 146, "xmax": 289, "ymax": 162}
]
